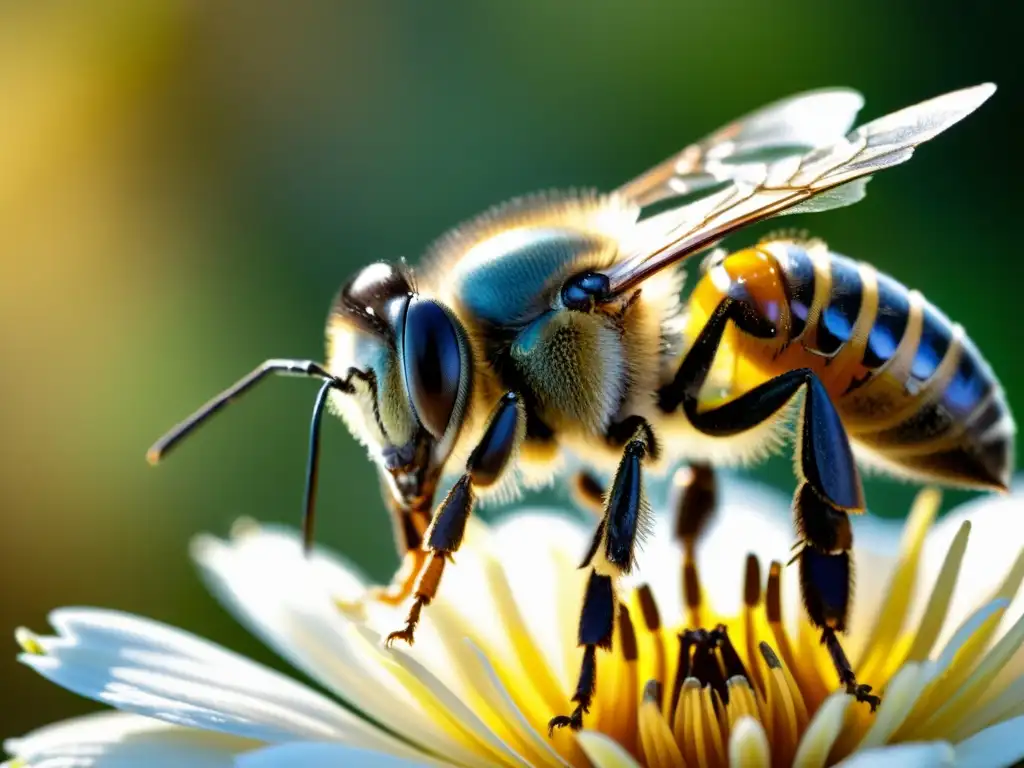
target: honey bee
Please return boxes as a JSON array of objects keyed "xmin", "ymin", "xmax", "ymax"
[{"xmin": 149, "ymin": 83, "xmax": 1011, "ymax": 731}]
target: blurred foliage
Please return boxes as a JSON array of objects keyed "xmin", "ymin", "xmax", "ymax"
[{"xmin": 0, "ymin": 0, "xmax": 1019, "ymax": 737}]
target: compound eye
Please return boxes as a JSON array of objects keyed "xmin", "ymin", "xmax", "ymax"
[{"xmin": 402, "ymin": 298, "xmax": 463, "ymax": 439}]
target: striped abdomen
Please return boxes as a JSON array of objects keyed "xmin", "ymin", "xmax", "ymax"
[{"xmin": 686, "ymin": 240, "xmax": 1014, "ymax": 490}]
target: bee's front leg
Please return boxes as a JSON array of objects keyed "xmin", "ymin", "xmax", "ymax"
[
  {"xmin": 371, "ymin": 476, "xmax": 435, "ymax": 607},
  {"xmin": 549, "ymin": 423, "xmax": 654, "ymax": 733},
  {"xmin": 385, "ymin": 392, "xmax": 524, "ymax": 647},
  {"xmin": 334, "ymin": 480, "xmax": 431, "ymax": 616},
  {"xmin": 364, "ymin": 551, "xmax": 427, "ymax": 608}
]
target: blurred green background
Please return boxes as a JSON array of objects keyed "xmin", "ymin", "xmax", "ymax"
[{"xmin": 1, "ymin": 0, "xmax": 1019, "ymax": 737}]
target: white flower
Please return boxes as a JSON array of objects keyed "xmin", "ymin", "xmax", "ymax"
[{"xmin": 6, "ymin": 476, "xmax": 1024, "ymax": 767}]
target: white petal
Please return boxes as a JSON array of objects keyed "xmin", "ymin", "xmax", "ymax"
[
  {"xmin": 792, "ymin": 692, "xmax": 851, "ymax": 768},
  {"xmin": 459, "ymin": 640, "xmax": 568, "ymax": 767},
  {"xmin": 576, "ymin": 731, "xmax": 642, "ymax": 768},
  {"xmin": 846, "ymin": 490, "xmax": 941, "ymax": 667},
  {"xmin": 856, "ymin": 663, "xmax": 930, "ymax": 750},
  {"xmin": 835, "ymin": 742, "xmax": 955, "ymax": 767},
  {"xmin": 193, "ymin": 526, "xmax": 494, "ymax": 763},
  {"xmin": 236, "ymin": 742, "xmax": 437, "ymax": 767},
  {"xmin": 948, "ymin": 675, "xmax": 1024, "ymax": 741},
  {"xmin": 934, "ymin": 599, "xmax": 1008, "ymax": 671},
  {"xmin": 18, "ymin": 608, "xmax": 403, "ymax": 755},
  {"xmin": 477, "ymin": 508, "xmax": 588, "ymax": 685},
  {"xmin": 4, "ymin": 712, "xmax": 255, "ymax": 767},
  {"xmin": 953, "ymin": 715, "xmax": 1024, "ymax": 766},
  {"xmin": 350, "ymin": 626, "xmax": 534, "ymax": 767},
  {"xmin": 353, "ymin": 527, "xmax": 572, "ymax": 766},
  {"xmin": 489, "ymin": 508, "xmax": 588, "ymax": 563},
  {"xmin": 913, "ymin": 485, "xmax": 1024, "ymax": 653}
]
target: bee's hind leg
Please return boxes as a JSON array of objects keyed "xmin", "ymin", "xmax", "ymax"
[
  {"xmin": 793, "ymin": 484, "xmax": 880, "ymax": 710},
  {"xmin": 549, "ymin": 423, "xmax": 654, "ymax": 733},
  {"xmin": 385, "ymin": 392, "xmax": 523, "ymax": 647},
  {"xmin": 659, "ymin": 297, "xmax": 879, "ymax": 711}
]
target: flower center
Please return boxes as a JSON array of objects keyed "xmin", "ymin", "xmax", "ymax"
[
  {"xmin": 594, "ymin": 551, "xmax": 822, "ymax": 767},
  {"xmin": 672, "ymin": 624, "xmax": 750, "ymax": 708}
]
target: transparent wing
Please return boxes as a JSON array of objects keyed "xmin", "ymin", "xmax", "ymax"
[
  {"xmin": 617, "ymin": 88, "xmax": 865, "ymax": 207},
  {"xmin": 608, "ymin": 83, "xmax": 996, "ymax": 296}
]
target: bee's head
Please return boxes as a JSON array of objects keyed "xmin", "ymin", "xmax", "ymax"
[{"xmin": 327, "ymin": 261, "xmax": 473, "ymax": 510}]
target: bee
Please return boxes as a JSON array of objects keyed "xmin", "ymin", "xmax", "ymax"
[{"xmin": 149, "ymin": 83, "xmax": 1011, "ymax": 731}]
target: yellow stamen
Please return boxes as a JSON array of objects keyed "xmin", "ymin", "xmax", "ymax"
[
  {"xmin": 672, "ymin": 678, "xmax": 700, "ymax": 764},
  {"xmin": 765, "ymin": 559, "xmax": 827, "ymax": 709},
  {"xmin": 726, "ymin": 677, "xmax": 760, "ymax": 728},
  {"xmin": 608, "ymin": 605, "xmax": 640, "ymax": 758},
  {"xmin": 634, "ymin": 585, "xmax": 666, "ymax": 702},
  {"xmin": 684, "ymin": 558, "xmax": 703, "ymax": 629},
  {"xmin": 702, "ymin": 685, "xmax": 727, "ymax": 766},
  {"xmin": 760, "ymin": 643, "xmax": 799, "ymax": 765},
  {"xmin": 778, "ymin": 654, "xmax": 810, "ymax": 733},
  {"xmin": 742, "ymin": 555, "xmax": 766, "ymax": 695},
  {"xmin": 640, "ymin": 681, "xmax": 687, "ymax": 768}
]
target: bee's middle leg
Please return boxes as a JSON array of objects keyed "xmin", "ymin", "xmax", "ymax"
[
  {"xmin": 385, "ymin": 392, "xmax": 523, "ymax": 646},
  {"xmin": 549, "ymin": 423, "xmax": 653, "ymax": 733},
  {"xmin": 570, "ymin": 416, "xmax": 666, "ymax": 518}
]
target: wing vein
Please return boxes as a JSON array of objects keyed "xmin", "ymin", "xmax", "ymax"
[{"xmin": 608, "ymin": 83, "xmax": 995, "ymax": 295}]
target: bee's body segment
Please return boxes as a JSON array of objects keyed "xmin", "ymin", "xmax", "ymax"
[
  {"xmin": 147, "ymin": 84, "xmax": 1008, "ymax": 734},
  {"xmin": 682, "ymin": 240, "xmax": 1013, "ymax": 491}
]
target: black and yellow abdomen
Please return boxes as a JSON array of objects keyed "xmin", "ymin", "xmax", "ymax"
[{"xmin": 682, "ymin": 239, "xmax": 1014, "ymax": 490}]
